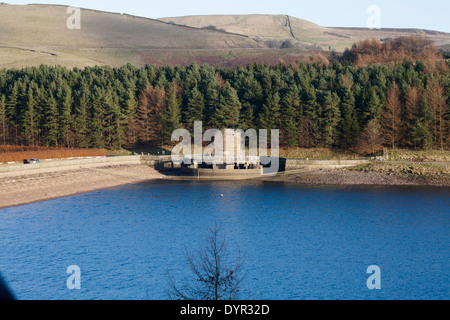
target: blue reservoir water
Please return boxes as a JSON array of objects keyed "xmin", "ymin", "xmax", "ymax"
[{"xmin": 0, "ymin": 180, "xmax": 448, "ymax": 300}]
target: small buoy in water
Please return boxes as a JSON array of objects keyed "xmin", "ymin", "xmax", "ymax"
[{"xmin": 220, "ymin": 194, "xmax": 224, "ymax": 197}]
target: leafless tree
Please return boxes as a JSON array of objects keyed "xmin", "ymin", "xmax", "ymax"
[
  {"xmin": 167, "ymin": 221, "xmax": 245, "ymax": 300},
  {"xmin": 381, "ymin": 81, "xmax": 403, "ymax": 149},
  {"xmin": 356, "ymin": 118, "xmax": 384, "ymax": 155}
]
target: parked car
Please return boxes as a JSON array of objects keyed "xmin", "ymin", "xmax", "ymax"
[{"xmin": 28, "ymin": 158, "xmax": 40, "ymax": 164}]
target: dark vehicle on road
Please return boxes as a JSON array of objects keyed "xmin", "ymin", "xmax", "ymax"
[{"xmin": 24, "ymin": 158, "xmax": 40, "ymax": 164}]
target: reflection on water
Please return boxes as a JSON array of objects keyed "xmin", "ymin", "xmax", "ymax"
[{"xmin": 0, "ymin": 180, "xmax": 449, "ymax": 300}]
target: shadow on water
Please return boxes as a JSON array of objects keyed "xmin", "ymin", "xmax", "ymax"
[{"xmin": 0, "ymin": 274, "xmax": 15, "ymax": 300}]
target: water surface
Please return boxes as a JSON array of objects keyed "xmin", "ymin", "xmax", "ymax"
[{"xmin": 0, "ymin": 180, "xmax": 448, "ymax": 300}]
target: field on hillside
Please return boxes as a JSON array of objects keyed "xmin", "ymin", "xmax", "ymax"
[
  {"xmin": 0, "ymin": 4, "xmax": 263, "ymax": 68},
  {"xmin": 1, "ymin": 4, "xmax": 449, "ymax": 69},
  {"xmin": 161, "ymin": 15, "xmax": 450, "ymax": 52}
]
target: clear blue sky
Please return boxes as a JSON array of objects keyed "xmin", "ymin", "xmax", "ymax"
[{"xmin": 5, "ymin": 0, "xmax": 450, "ymax": 32}]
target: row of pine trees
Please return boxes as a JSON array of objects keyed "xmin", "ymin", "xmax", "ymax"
[{"xmin": 0, "ymin": 59, "xmax": 448, "ymax": 152}]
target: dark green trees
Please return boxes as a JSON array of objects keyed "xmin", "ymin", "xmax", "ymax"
[
  {"xmin": 0, "ymin": 95, "xmax": 6, "ymax": 145},
  {"xmin": 280, "ymin": 86, "xmax": 301, "ymax": 146},
  {"xmin": 338, "ymin": 87, "xmax": 360, "ymax": 149},
  {"xmin": 0, "ymin": 59, "xmax": 447, "ymax": 152},
  {"xmin": 41, "ymin": 92, "xmax": 59, "ymax": 147},
  {"xmin": 183, "ymin": 86, "xmax": 205, "ymax": 130},
  {"xmin": 22, "ymin": 84, "xmax": 38, "ymax": 146},
  {"xmin": 163, "ymin": 81, "xmax": 182, "ymax": 141},
  {"xmin": 319, "ymin": 91, "xmax": 341, "ymax": 147}
]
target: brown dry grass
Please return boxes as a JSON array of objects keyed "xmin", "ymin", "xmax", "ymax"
[
  {"xmin": 386, "ymin": 149, "xmax": 450, "ymax": 162},
  {"xmin": 279, "ymin": 147, "xmax": 362, "ymax": 160},
  {"xmin": 161, "ymin": 15, "xmax": 450, "ymax": 53},
  {"xmin": 0, "ymin": 145, "xmax": 106, "ymax": 163},
  {"xmin": 1, "ymin": 4, "xmax": 448, "ymax": 69}
]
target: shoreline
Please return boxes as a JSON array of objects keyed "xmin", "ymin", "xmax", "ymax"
[
  {"xmin": 1, "ymin": 162, "xmax": 449, "ymax": 210},
  {"xmin": 0, "ymin": 163, "xmax": 166, "ymax": 210},
  {"xmin": 0, "ymin": 182, "xmax": 147, "ymax": 210},
  {"xmin": 257, "ymin": 168, "xmax": 450, "ymax": 187}
]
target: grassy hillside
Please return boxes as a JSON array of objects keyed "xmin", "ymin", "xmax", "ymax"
[
  {"xmin": 161, "ymin": 15, "xmax": 326, "ymax": 42},
  {"xmin": 0, "ymin": 4, "xmax": 265, "ymax": 49},
  {"xmin": 0, "ymin": 4, "xmax": 449, "ymax": 69},
  {"xmin": 161, "ymin": 14, "xmax": 450, "ymax": 52},
  {"xmin": 0, "ymin": 4, "xmax": 267, "ymax": 68}
]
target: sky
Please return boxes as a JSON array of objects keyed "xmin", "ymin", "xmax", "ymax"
[{"xmin": 4, "ymin": 0, "xmax": 450, "ymax": 33}]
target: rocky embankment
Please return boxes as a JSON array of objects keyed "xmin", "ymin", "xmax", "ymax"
[{"xmin": 262, "ymin": 161, "xmax": 450, "ymax": 187}]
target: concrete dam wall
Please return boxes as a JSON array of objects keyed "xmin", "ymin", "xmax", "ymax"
[{"xmin": 141, "ymin": 155, "xmax": 369, "ymax": 175}]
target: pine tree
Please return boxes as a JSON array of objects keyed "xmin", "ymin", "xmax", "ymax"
[
  {"xmin": 411, "ymin": 96, "xmax": 433, "ymax": 150},
  {"xmin": 43, "ymin": 92, "xmax": 59, "ymax": 147},
  {"xmin": 203, "ymin": 83, "xmax": 220, "ymax": 128},
  {"xmin": 258, "ymin": 91, "xmax": 280, "ymax": 130},
  {"xmin": 214, "ymin": 83, "xmax": 241, "ymax": 129},
  {"xmin": 319, "ymin": 91, "xmax": 341, "ymax": 147},
  {"xmin": 122, "ymin": 87, "xmax": 139, "ymax": 148},
  {"xmin": 184, "ymin": 86, "xmax": 205, "ymax": 131},
  {"xmin": 57, "ymin": 84, "xmax": 74, "ymax": 147},
  {"xmin": 363, "ymin": 87, "xmax": 383, "ymax": 123},
  {"xmin": 89, "ymin": 87, "xmax": 107, "ymax": 149},
  {"xmin": 0, "ymin": 95, "xmax": 6, "ymax": 145},
  {"xmin": 73, "ymin": 83, "xmax": 90, "ymax": 148},
  {"xmin": 299, "ymin": 86, "xmax": 319, "ymax": 148},
  {"xmin": 137, "ymin": 85, "xmax": 151, "ymax": 143},
  {"xmin": 6, "ymin": 83, "xmax": 20, "ymax": 145},
  {"xmin": 239, "ymin": 102, "xmax": 255, "ymax": 131},
  {"xmin": 338, "ymin": 87, "xmax": 360, "ymax": 149},
  {"xmin": 104, "ymin": 90, "xmax": 125, "ymax": 149},
  {"xmin": 280, "ymin": 87, "xmax": 301, "ymax": 146},
  {"xmin": 234, "ymin": 71, "xmax": 263, "ymax": 113},
  {"xmin": 22, "ymin": 85, "xmax": 38, "ymax": 146},
  {"xmin": 163, "ymin": 81, "xmax": 182, "ymax": 142},
  {"xmin": 403, "ymin": 85, "xmax": 421, "ymax": 147},
  {"xmin": 34, "ymin": 86, "xmax": 47, "ymax": 146}
]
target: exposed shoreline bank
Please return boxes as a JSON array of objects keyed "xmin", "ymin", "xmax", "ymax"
[
  {"xmin": 1, "ymin": 159, "xmax": 449, "ymax": 210},
  {"xmin": 257, "ymin": 168, "xmax": 450, "ymax": 187},
  {"xmin": 0, "ymin": 163, "xmax": 166, "ymax": 210}
]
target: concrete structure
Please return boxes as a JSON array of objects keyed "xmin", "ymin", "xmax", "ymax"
[
  {"xmin": 153, "ymin": 154, "xmax": 264, "ymax": 180},
  {"xmin": 0, "ymin": 155, "xmax": 369, "ymax": 180},
  {"xmin": 148, "ymin": 128, "xmax": 265, "ymax": 180},
  {"xmin": 144, "ymin": 154, "xmax": 370, "ymax": 180}
]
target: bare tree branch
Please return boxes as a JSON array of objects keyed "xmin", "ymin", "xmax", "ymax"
[{"xmin": 167, "ymin": 220, "xmax": 245, "ymax": 300}]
